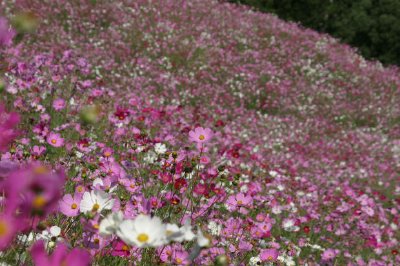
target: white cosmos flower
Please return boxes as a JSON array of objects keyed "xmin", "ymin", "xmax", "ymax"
[
  {"xmin": 37, "ymin": 226, "xmax": 63, "ymax": 248},
  {"xmin": 165, "ymin": 220, "xmax": 195, "ymax": 243},
  {"xmin": 154, "ymin": 143, "xmax": 167, "ymax": 154},
  {"xmin": 99, "ymin": 211, "xmax": 124, "ymax": 236},
  {"xmin": 116, "ymin": 214, "xmax": 166, "ymax": 247},
  {"xmin": 80, "ymin": 190, "xmax": 114, "ymax": 214}
]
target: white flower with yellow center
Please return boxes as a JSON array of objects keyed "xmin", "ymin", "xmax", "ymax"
[
  {"xmin": 116, "ymin": 214, "xmax": 166, "ymax": 247},
  {"xmin": 80, "ymin": 190, "xmax": 114, "ymax": 214}
]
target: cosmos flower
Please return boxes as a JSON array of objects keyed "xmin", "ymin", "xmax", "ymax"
[
  {"xmin": 37, "ymin": 226, "xmax": 63, "ymax": 248},
  {"xmin": 260, "ymin": 248, "xmax": 279, "ymax": 261},
  {"xmin": 59, "ymin": 194, "xmax": 81, "ymax": 217},
  {"xmin": 0, "ymin": 17, "xmax": 15, "ymax": 47},
  {"xmin": 47, "ymin": 132, "xmax": 65, "ymax": 147},
  {"xmin": 116, "ymin": 214, "xmax": 166, "ymax": 248},
  {"xmin": 52, "ymin": 98, "xmax": 66, "ymax": 111},
  {"xmin": 0, "ymin": 104, "xmax": 20, "ymax": 152},
  {"xmin": 99, "ymin": 211, "xmax": 124, "ymax": 236},
  {"xmin": 154, "ymin": 143, "xmax": 167, "ymax": 154},
  {"xmin": 30, "ymin": 240, "xmax": 91, "ymax": 266},
  {"xmin": 0, "ymin": 213, "xmax": 19, "ymax": 251},
  {"xmin": 189, "ymin": 127, "xmax": 213, "ymax": 144},
  {"xmin": 80, "ymin": 190, "xmax": 114, "ymax": 214}
]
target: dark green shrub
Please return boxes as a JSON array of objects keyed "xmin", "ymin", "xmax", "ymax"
[{"xmin": 229, "ymin": 0, "xmax": 400, "ymax": 65}]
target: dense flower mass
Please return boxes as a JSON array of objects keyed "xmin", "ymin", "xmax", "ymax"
[{"xmin": 0, "ymin": 0, "xmax": 399, "ymax": 264}]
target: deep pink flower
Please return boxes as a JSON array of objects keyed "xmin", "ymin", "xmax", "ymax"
[
  {"xmin": 59, "ymin": 194, "xmax": 81, "ymax": 217},
  {"xmin": 260, "ymin": 248, "xmax": 279, "ymax": 261},
  {"xmin": 189, "ymin": 127, "xmax": 213, "ymax": 144},
  {"xmin": 110, "ymin": 241, "xmax": 131, "ymax": 257},
  {"xmin": 52, "ymin": 98, "xmax": 66, "ymax": 111},
  {"xmin": 1, "ymin": 164, "xmax": 65, "ymax": 218},
  {"xmin": 47, "ymin": 132, "xmax": 64, "ymax": 147},
  {"xmin": 0, "ymin": 212, "xmax": 19, "ymax": 251},
  {"xmin": 0, "ymin": 104, "xmax": 20, "ymax": 152},
  {"xmin": 31, "ymin": 240, "xmax": 91, "ymax": 266}
]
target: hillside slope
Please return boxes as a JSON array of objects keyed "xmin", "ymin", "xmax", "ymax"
[{"xmin": 1, "ymin": 0, "xmax": 399, "ymax": 265}]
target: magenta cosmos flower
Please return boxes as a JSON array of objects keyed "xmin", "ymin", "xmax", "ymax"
[
  {"xmin": 52, "ymin": 98, "xmax": 66, "ymax": 111},
  {"xmin": 260, "ymin": 248, "xmax": 279, "ymax": 261},
  {"xmin": 47, "ymin": 132, "xmax": 64, "ymax": 147},
  {"xmin": 31, "ymin": 240, "xmax": 91, "ymax": 266},
  {"xmin": 0, "ymin": 104, "xmax": 20, "ymax": 152},
  {"xmin": 0, "ymin": 212, "xmax": 20, "ymax": 251},
  {"xmin": 189, "ymin": 127, "xmax": 213, "ymax": 143},
  {"xmin": 0, "ymin": 17, "xmax": 15, "ymax": 47},
  {"xmin": 59, "ymin": 194, "xmax": 81, "ymax": 217}
]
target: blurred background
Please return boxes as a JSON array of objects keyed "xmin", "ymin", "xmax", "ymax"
[{"xmin": 229, "ymin": 0, "xmax": 400, "ymax": 66}]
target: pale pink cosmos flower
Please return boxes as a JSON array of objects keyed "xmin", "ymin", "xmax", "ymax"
[
  {"xmin": 189, "ymin": 127, "xmax": 213, "ymax": 144},
  {"xmin": 59, "ymin": 194, "xmax": 81, "ymax": 217},
  {"xmin": 52, "ymin": 98, "xmax": 66, "ymax": 111},
  {"xmin": 260, "ymin": 248, "xmax": 279, "ymax": 261},
  {"xmin": 226, "ymin": 193, "xmax": 253, "ymax": 212},
  {"xmin": 47, "ymin": 132, "xmax": 64, "ymax": 147}
]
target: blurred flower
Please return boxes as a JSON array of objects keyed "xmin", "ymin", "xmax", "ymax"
[
  {"xmin": 0, "ymin": 104, "xmax": 20, "ymax": 152},
  {"xmin": 0, "ymin": 17, "xmax": 15, "ymax": 47},
  {"xmin": 99, "ymin": 211, "xmax": 123, "ymax": 236},
  {"xmin": 52, "ymin": 98, "xmax": 66, "ymax": 111},
  {"xmin": 31, "ymin": 240, "xmax": 91, "ymax": 266}
]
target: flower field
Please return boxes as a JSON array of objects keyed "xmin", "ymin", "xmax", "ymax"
[{"xmin": 0, "ymin": 0, "xmax": 399, "ymax": 265}]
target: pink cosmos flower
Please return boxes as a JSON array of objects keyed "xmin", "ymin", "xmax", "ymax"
[
  {"xmin": 59, "ymin": 194, "xmax": 82, "ymax": 217},
  {"xmin": 0, "ymin": 17, "xmax": 15, "ymax": 47},
  {"xmin": 52, "ymin": 98, "xmax": 66, "ymax": 111},
  {"xmin": 0, "ymin": 104, "xmax": 20, "ymax": 152},
  {"xmin": 321, "ymin": 248, "xmax": 339, "ymax": 261},
  {"xmin": 260, "ymin": 248, "xmax": 279, "ymax": 261},
  {"xmin": 0, "ymin": 212, "xmax": 19, "ymax": 251},
  {"xmin": 31, "ymin": 240, "xmax": 91, "ymax": 266},
  {"xmin": 226, "ymin": 193, "xmax": 253, "ymax": 211},
  {"xmin": 47, "ymin": 132, "xmax": 64, "ymax": 147},
  {"xmin": 189, "ymin": 127, "xmax": 213, "ymax": 144}
]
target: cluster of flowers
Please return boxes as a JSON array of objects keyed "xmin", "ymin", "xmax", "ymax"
[{"xmin": 0, "ymin": 0, "xmax": 399, "ymax": 264}]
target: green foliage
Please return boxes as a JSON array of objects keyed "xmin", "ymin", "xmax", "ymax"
[{"xmin": 229, "ymin": 0, "xmax": 400, "ymax": 65}]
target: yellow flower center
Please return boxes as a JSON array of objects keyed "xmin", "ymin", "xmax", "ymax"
[
  {"xmin": 130, "ymin": 184, "xmax": 135, "ymax": 189},
  {"xmin": 104, "ymin": 151, "xmax": 111, "ymax": 157},
  {"xmin": 93, "ymin": 223, "xmax": 99, "ymax": 230},
  {"xmin": 94, "ymin": 238, "xmax": 100, "ymax": 244},
  {"xmin": 267, "ymin": 255, "xmax": 273, "ymax": 260},
  {"xmin": 92, "ymin": 203, "xmax": 100, "ymax": 212},
  {"xmin": 51, "ymin": 139, "xmax": 57, "ymax": 144},
  {"xmin": 34, "ymin": 166, "xmax": 48, "ymax": 175},
  {"xmin": 77, "ymin": 186, "xmax": 83, "ymax": 192},
  {"xmin": 199, "ymin": 134, "xmax": 205, "ymax": 140},
  {"xmin": 71, "ymin": 203, "xmax": 77, "ymax": 209},
  {"xmin": 176, "ymin": 258, "xmax": 183, "ymax": 264},
  {"xmin": 237, "ymin": 200, "xmax": 243, "ymax": 205},
  {"xmin": 122, "ymin": 245, "xmax": 130, "ymax": 251},
  {"xmin": 137, "ymin": 233, "xmax": 149, "ymax": 243},
  {"xmin": 0, "ymin": 220, "xmax": 8, "ymax": 237},
  {"xmin": 32, "ymin": 195, "xmax": 47, "ymax": 209}
]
